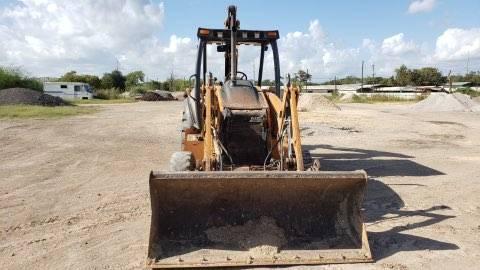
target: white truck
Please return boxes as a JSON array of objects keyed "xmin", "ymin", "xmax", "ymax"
[{"xmin": 43, "ymin": 82, "xmax": 93, "ymax": 100}]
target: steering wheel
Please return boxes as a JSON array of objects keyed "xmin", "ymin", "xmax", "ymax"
[
  {"xmin": 236, "ymin": 71, "xmax": 248, "ymax": 80},
  {"xmin": 227, "ymin": 71, "xmax": 248, "ymax": 80}
]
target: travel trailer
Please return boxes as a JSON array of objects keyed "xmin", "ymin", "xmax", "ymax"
[{"xmin": 43, "ymin": 82, "xmax": 93, "ymax": 100}]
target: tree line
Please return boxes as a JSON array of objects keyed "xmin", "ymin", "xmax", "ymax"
[
  {"xmin": 57, "ymin": 70, "xmax": 191, "ymax": 93},
  {"xmin": 320, "ymin": 65, "xmax": 480, "ymax": 86},
  {"xmin": 0, "ymin": 67, "xmax": 43, "ymax": 91}
]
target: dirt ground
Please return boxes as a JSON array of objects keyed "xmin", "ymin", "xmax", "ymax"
[{"xmin": 1, "ymin": 101, "xmax": 479, "ymax": 270}]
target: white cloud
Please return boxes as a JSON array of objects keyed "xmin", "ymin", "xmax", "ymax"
[
  {"xmin": 0, "ymin": 1, "xmax": 477, "ymax": 81},
  {"xmin": 434, "ymin": 28, "xmax": 480, "ymax": 61},
  {"xmin": 308, "ymin": 19, "xmax": 325, "ymax": 41},
  {"xmin": 408, "ymin": 0, "xmax": 436, "ymax": 14},
  {"xmin": 272, "ymin": 20, "xmax": 360, "ymax": 79},
  {"xmin": 0, "ymin": 0, "xmax": 174, "ymax": 77},
  {"xmin": 381, "ymin": 33, "xmax": 418, "ymax": 56}
]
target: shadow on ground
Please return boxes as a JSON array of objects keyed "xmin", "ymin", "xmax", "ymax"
[
  {"xmin": 304, "ymin": 144, "xmax": 458, "ymax": 260},
  {"xmin": 303, "ymin": 144, "xmax": 444, "ymax": 177},
  {"xmin": 365, "ymin": 179, "xmax": 458, "ymax": 260}
]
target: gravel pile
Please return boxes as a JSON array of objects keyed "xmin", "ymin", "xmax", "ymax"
[
  {"xmin": 411, "ymin": 93, "xmax": 479, "ymax": 112},
  {"xmin": 0, "ymin": 88, "xmax": 68, "ymax": 106},
  {"xmin": 141, "ymin": 90, "xmax": 176, "ymax": 101},
  {"xmin": 298, "ymin": 93, "xmax": 341, "ymax": 112}
]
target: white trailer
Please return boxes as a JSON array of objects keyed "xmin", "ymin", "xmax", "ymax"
[{"xmin": 43, "ymin": 82, "xmax": 93, "ymax": 100}]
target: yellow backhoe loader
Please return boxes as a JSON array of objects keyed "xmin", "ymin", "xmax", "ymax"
[{"xmin": 147, "ymin": 6, "xmax": 372, "ymax": 268}]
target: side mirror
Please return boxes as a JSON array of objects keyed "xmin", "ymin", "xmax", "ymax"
[{"xmin": 217, "ymin": 45, "xmax": 227, "ymax": 52}]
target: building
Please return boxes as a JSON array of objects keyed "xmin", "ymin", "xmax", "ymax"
[
  {"xmin": 303, "ymin": 84, "xmax": 384, "ymax": 94},
  {"xmin": 444, "ymin": 81, "xmax": 474, "ymax": 90}
]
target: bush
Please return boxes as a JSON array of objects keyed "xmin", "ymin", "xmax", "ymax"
[
  {"xmin": 0, "ymin": 67, "xmax": 43, "ymax": 91},
  {"xmin": 94, "ymin": 88, "xmax": 123, "ymax": 99},
  {"xmin": 128, "ymin": 85, "xmax": 150, "ymax": 95}
]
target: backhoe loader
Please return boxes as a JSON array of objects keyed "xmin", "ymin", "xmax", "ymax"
[{"xmin": 147, "ymin": 5, "xmax": 372, "ymax": 268}]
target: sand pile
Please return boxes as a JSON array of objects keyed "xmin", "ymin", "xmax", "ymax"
[
  {"xmin": 205, "ymin": 216, "xmax": 286, "ymax": 255},
  {"xmin": 411, "ymin": 93, "xmax": 479, "ymax": 112},
  {"xmin": 0, "ymin": 88, "xmax": 68, "ymax": 106},
  {"xmin": 298, "ymin": 93, "xmax": 341, "ymax": 112}
]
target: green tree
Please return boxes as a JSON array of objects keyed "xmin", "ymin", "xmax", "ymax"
[
  {"xmin": 145, "ymin": 80, "xmax": 162, "ymax": 90},
  {"xmin": 467, "ymin": 71, "xmax": 480, "ymax": 85},
  {"xmin": 414, "ymin": 67, "xmax": 444, "ymax": 86},
  {"xmin": 59, "ymin": 71, "xmax": 101, "ymax": 89},
  {"xmin": 0, "ymin": 67, "xmax": 43, "ymax": 91},
  {"xmin": 125, "ymin": 71, "xmax": 145, "ymax": 89},
  {"xmin": 101, "ymin": 73, "xmax": 115, "ymax": 89},
  {"xmin": 261, "ymin": 79, "xmax": 273, "ymax": 86},
  {"xmin": 162, "ymin": 81, "xmax": 170, "ymax": 91},
  {"xmin": 321, "ymin": 76, "xmax": 361, "ymax": 85},
  {"xmin": 101, "ymin": 70, "xmax": 126, "ymax": 90},
  {"xmin": 111, "ymin": 70, "xmax": 126, "ymax": 90},
  {"xmin": 395, "ymin": 65, "xmax": 413, "ymax": 86},
  {"xmin": 296, "ymin": 70, "xmax": 312, "ymax": 84}
]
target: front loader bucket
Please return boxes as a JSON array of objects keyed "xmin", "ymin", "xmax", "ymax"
[{"xmin": 147, "ymin": 171, "xmax": 372, "ymax": 268}]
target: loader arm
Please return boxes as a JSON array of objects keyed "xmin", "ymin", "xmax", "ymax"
[{"xmin": 280, "ymin": 84, "xmax": 304, "ymax": 170}]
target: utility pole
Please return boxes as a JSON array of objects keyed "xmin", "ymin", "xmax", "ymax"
[
  {"xmin": 334, "ymin": 75, "xmax": 337, "ymax": 95},
  {"xmin": 466, "ymin": 55, "xmax": 470, "ymax": 74},
  {"xmin": 361, "ymin": 60, "xmax": 364, "ymax": 91},
  {"xmin": 448, "ymin": 70, "xmax": 452, "ymax": 93},
  {"xmin": 170, "ymin": 70, "xmax": 174, "ymax": 91},
  {"xmin": 372, "ymin": 64, "xmax": 375, "ymax": 83},
  {"xmin": 306, "ymin": 68, "xmax": 310, "ymax": 91}
]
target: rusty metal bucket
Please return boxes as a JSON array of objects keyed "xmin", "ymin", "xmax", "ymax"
[{"xmin": 147, "ymin": 171, "xmax": 372, "ymax": 268}]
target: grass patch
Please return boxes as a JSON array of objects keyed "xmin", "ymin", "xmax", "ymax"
[
  {"xmin": 349, "ymin": 94, "xmax": 423, "ymax": 103},
  {"xmin": 94, "ymin": 88, "xmax": 123, "ymax": 99},
  {"xmin": 71, "ymin": 98, "xmax": 135, "ymax": 105},
  {"xmin": 0, "ymin": 105, "xmax": 99, "ymax": 119},
  {"xmin": 455, "ymin": 87, "xmax": 480, "ymax": 98}
]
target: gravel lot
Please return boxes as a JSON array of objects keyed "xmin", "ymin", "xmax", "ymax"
[{"xmin": 1, "ymin": 101, "xmax": 479, "ymax": 269}]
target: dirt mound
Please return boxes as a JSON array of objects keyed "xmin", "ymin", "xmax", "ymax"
[
  {"xmin": 141, "ymin": 90, "xmax": 176, "ymax": 101},
  {"xmin": 298, "ymin": 93, "xmax": 341, "ymax": 112},
  {"xmin": 411, "ymin": 93, "xmax": 477, "ymax": 112},
  {"xmin": 0, "ymin": 88, "xmax": 68, "ymax": 106},
  {"xmin": 473, "ymin": 96, "xmax": 480, "ymax": 104}
]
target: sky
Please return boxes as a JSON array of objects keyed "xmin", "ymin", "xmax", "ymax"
[{"xmin": 0, "ymin": 0, "xmax": 479, "ymax": 82}]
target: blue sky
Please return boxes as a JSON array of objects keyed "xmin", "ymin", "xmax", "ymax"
[
  {"xmin": 160, "ymin": 0, "xmax": 479, "ymax": 47},
  {"xmin": 0, "ymin": 0, "xmax": 479, "ymax": 80}
]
